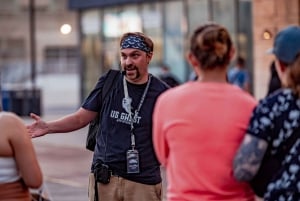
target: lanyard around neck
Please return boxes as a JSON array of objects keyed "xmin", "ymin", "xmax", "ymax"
[{"xmin": 123, "ymin": 75, "xmax": 152, "ymax": 149}]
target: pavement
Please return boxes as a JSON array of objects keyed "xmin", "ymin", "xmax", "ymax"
[
  {"xmin": 23, "ymin": 112, "xmax": 93, "ymax": 201},
  {"xmin": 33, "ymin": 142, "xmax": 93, "ymax": 201}
]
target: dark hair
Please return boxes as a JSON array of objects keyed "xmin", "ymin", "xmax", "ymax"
[
  {"xmin": 190, "ymin": 23, "xmax": 233, "ymax": 70},
  {"xmin": 237, "ymin": 56, "xmax": 245, "ymax": 66},
  {"xmin": 119, "ymin": 32, "xmax": 154, "ymax": 53},
  {"xmin": 286, "ymin": 53, "xmax": 300, "ymax": 97}
]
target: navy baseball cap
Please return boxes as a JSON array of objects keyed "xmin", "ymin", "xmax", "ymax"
[{"xmin": 269, "ymin": 26, "xmax": 300, "ymax": 64}]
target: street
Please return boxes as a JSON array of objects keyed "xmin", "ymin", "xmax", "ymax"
[
  {"xmin": 23, "ymin": 114, "xmax": 93, "ymax": 201},
  {"xmin": 33, "ymin": 142, "xmax": 92, "ymax": 201},
  {"xmin": 21, "ymin": 74, "xmax": 93, "ymax": 200}
]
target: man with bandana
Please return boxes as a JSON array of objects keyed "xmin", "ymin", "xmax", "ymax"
[{"xmin": 27, "ymin": 32, "xmax": 169, "ymax": 201}]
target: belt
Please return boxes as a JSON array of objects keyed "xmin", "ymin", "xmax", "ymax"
[
  {"xmin": 109, "ymin": 169, "xmax": 119, "ymax": 177},
  {"xmin": 93, "ymin": 162, "xmax": 119, "ymax": 177}
]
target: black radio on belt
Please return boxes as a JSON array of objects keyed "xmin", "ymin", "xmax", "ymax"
[{"xmin": 94, "ymin": 163, "xmax": 111, "ymax": 184}]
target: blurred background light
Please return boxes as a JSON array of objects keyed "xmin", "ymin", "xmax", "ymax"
[
  {"xmin": 60, "ymin": 24, "xmax": 72, "ymax": 35},
  {"xmin": 262, "ymin": 29, "xmax": 272, "ymax": 40}
]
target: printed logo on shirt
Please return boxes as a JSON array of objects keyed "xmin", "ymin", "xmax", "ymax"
[
  {"xmin": 110, "ymin": 110, "xmax": 142, "ymax": 125},
  {"xmin": 122, "ymin": 97, "xmax": 132, "ymax": 114}
]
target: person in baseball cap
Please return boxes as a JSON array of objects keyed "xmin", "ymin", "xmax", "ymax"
[
  {"xmin": 269, "ymin": 25, "xmax": 300, "ymax": 64},
  {"xmin": 234, "ymin": 25, "xmax": 300, "ymax": 200},
  {"xmin": 268, "ymin": 25, "xmax": 300, "ymax": 87}
]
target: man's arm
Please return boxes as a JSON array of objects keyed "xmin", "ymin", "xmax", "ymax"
[
  {"xmin": 233, "ymin": 134, "xmax": 268, "ymax": 181},
  {"xmin": 47, "ymin": 107, "xmax": 97, "ymax": 133},
  {"xmin": 28, "ymin": 107, "xmax": 97, "ymax": 137}
]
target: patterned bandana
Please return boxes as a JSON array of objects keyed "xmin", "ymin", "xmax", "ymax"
[{"xmin": 120, "ymin": 35, "xmax": 151, "ymax": 53}]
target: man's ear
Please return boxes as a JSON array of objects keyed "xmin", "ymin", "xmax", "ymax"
[{"xmin": 146, "ymin": 52, "xmax": 153, "ymax": 64}]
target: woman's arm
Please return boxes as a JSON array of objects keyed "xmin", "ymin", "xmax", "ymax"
[{"xmin": 7, "ymin": 113, "xmax": 43, "ymax": 188}]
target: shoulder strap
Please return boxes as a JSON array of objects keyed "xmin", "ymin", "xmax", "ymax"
[
  {"xmin": 101, "ymin": 69, "xmax": 120, "ymax": 102},
  {"xmin": 86, "ymin": 69, "xmax": 120, "ymax": 152}
]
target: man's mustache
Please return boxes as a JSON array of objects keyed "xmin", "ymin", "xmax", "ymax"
[{"xmin": 124, "ymin": 65, "xmax": 138, "ymax": 71}]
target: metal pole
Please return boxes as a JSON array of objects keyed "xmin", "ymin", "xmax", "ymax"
[
  {"xmin": 78, "ymin": 10, "xmax": 85, "ymax": 103},
  {"xmin": 235, "ymin": 0, "xmax": 240, "ymax": 53},
  {"xmin": 29, "ymin": 0, "xmax": 40, "ymax": 115},
  {"xmin": 208, "ymin": 0, "xmax": 213, "ymax": 21},
  {"xmin": 29, "ymin": 0, "xmax": 36, "ymax": 89}
]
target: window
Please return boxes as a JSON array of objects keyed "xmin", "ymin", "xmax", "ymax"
[
  {"xmin": 0, "ymin": 38, "xmax": 25, "ymax": 60},
  {"xmin": 44, "ymin": 46, "xmax": 79, "ymax": 73},
  {"xmin": 0, "ymin": 37, "xmax": 27, "ymax": 83},
  {"xmin": 163, "ymin": 1, "xmax": 186, "ymax": 82}
]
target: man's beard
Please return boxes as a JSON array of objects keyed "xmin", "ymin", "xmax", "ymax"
[{"xmin": 124, "ymin": 65, "xmax": 140, "ymax": 79}]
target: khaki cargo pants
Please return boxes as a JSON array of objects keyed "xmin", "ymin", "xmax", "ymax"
[{"xmin": 88, "ymin": 173, "xmax": 162, "ymax": 201}]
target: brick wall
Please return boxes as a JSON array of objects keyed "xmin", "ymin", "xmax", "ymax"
[{"xmin": 252, "ymin": 0, "xmax": 299, "ymax": 99}]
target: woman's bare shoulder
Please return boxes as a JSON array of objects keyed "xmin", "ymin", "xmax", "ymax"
[
  {"xmin": 0, "ymin": 111, "xmax": 22, "ymax": 120},
  {"xmin": 0, "ymin": 112, "xmax": 24, "ymax": 129}
]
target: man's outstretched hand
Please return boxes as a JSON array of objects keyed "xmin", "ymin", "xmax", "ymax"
[{"xmin": 26, "ymin": 113, "xmax": 49, "ymax": 138}]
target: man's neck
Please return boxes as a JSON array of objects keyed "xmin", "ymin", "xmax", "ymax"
[{"xmin": 125, "ymin": 74, "xmax": 149, "ymax": 85}]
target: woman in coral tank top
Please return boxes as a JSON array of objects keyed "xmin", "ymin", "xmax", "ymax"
[{"xmin": 153, "ymin": 23, "xmax": 257, "ymax": 201}]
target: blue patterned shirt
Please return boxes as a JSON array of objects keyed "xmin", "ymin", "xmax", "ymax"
[{"xmin": 247, "ymin": 89, "xmax": 300, "ymax": 200}]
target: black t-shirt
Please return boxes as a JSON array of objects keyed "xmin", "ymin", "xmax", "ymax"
[
  {"xmin": 82, "ymin": 71, "xmax": 169, "ymax": 185},
  {"xmin": 247, "ymin": 89, "xmax": 300, "ymax": 200},
  {"xmin": 159, "ymin": 73, "xmax": 180, "ymax": 88}
]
